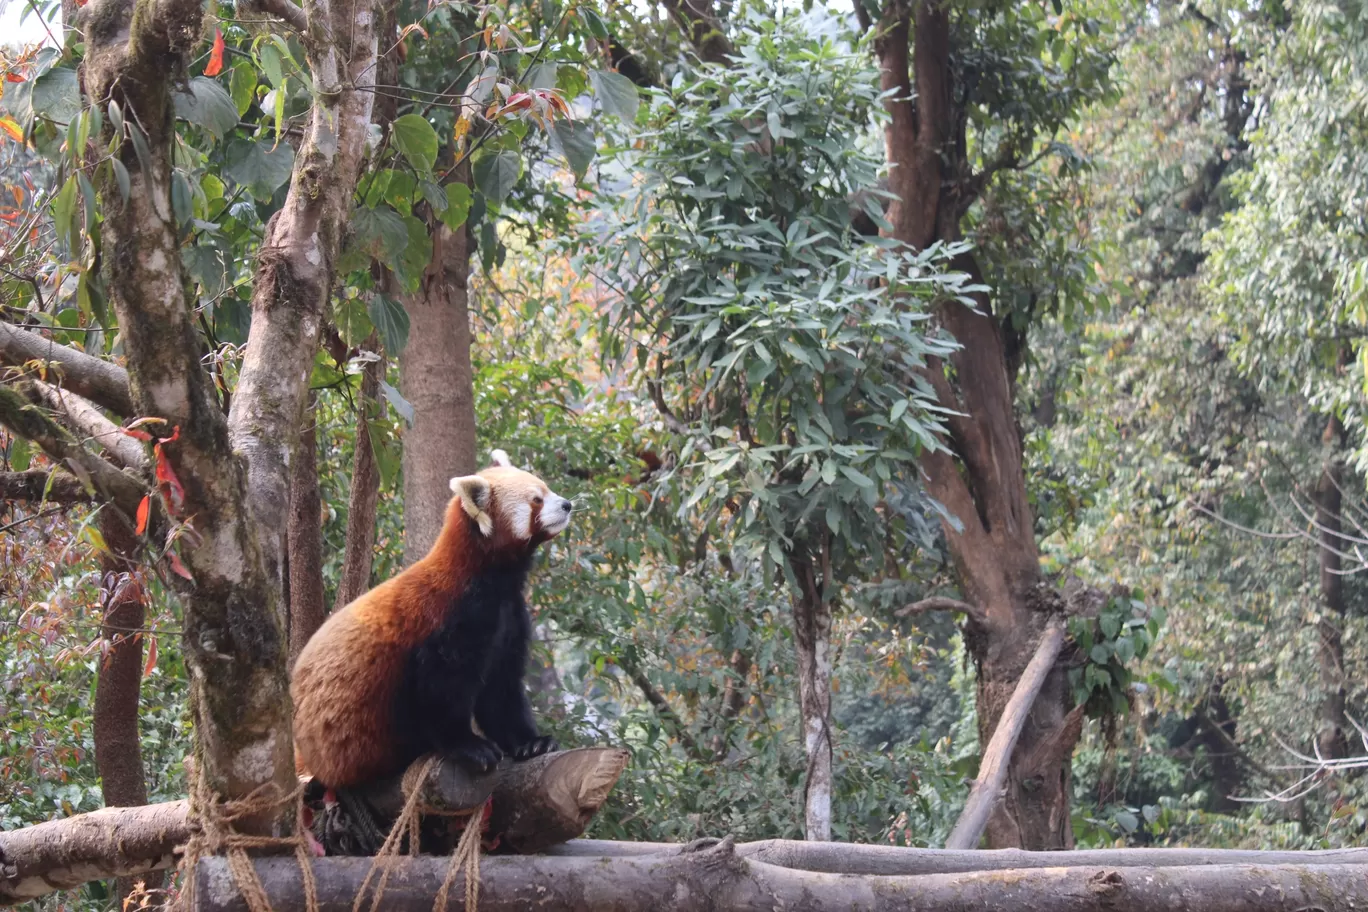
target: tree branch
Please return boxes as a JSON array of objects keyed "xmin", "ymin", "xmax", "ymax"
[
  {"xmin": 0, "ymin": 322, "xmax": 133, "ymax": 416},
  {"xmin": 896, "ymin": 595, "xmax": 986, "ymax": 626},
  {"xmin": 0, "ymin": 469, "xmax": 98, "ymax": 504},
  {"xmin": 239, "ymin": 0, "xmax": 307, "ymax": 32},
  {"xmin": 30, "ymin": 380, "xmax": 147, "ymax": 471},
  {"xmin": 661, "ymin": 0, "xmax": 733, "ymax": 64},
  {"xmin": 945, "ymin": 620, "xmax": 1066, "ymax": 849},
  {"xmin": 0, "ymin": 383, "xmax": 146, "ymax": 517}
]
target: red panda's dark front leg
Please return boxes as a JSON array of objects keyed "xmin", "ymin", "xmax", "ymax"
[{"xmin": 474, "ymin": 599, "xmax": 558, "ymax": 761}]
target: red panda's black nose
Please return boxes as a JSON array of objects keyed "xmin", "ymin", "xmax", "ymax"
[{"xmin": 560, "ymin": 498, "xmax": 573, "ymax": 514}]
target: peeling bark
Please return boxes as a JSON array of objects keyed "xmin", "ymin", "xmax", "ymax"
[{"xmin": 399, "ymin": 199, "xmax": 477, "ymax": 564}]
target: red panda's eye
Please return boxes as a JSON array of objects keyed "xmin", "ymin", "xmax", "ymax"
[{"xmin": 532, "ymin": 496, "xmax": 544, "ymax": 506}]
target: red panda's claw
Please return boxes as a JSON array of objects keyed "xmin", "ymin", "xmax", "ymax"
[{"xmin": 512, "ymin": 736, "xmax": 558, "ymax": 760}]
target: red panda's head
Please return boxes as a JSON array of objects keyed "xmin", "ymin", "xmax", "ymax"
[{"xmin": 448, "ymin": 449, "xmax": 573, "ymax": 551}]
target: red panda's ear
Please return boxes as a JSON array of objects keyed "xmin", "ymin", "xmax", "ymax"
[
  {"xmin": 450, "ymin": 475, "xmax": 494, "ymax": 537},
  {"xmin": 489, "ymin": 448, "xmax": 512, "ymax": 468}
]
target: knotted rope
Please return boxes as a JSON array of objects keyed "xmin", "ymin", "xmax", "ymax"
[
  {"xmin": 352, "ymin": 756, "xmax": 488, "ymax": 912},
  {"xmin": 176, "ymin": 758, "xmax": 319, "ymax": 912}
]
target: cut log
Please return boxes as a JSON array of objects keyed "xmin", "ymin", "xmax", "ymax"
[
  {"xmin": 548, "ymin": 838, "xmax": 1368, "ymax": 873},
  {"xmin": 193, "ymin": 844, "xmax": 1368, "ymax": 912},
  {"xmin": 0, "ymin": 800, "xmax": 189, "ymax": 904}
]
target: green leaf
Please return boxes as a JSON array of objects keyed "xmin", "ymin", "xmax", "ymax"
[
  {"xmin": 378, "ymin": 378, "xmax": 414, "ymax": 425},
  {"xmin": 10, "ymin": 437, "xmax": 32, "ymax": 472},
  {"xmin": 110, "ymin": 159, "xmax": 130, "ymax": 206},
  {"xmin": 351, "ymin": 204, "xmax": 409, "ymax": 261},
  {"xmin": 31, "ymin": 67, "xmax": 80, "ymax": 125},
  {"xmin": 551, "ymin": 120, "xmax": 595, "ymax": 179},
  {"xmin": 171, "ymin": 171, "xmax": 192, "ymax": 227},
  {"xmin": 391, "ymin": 113, "xmax": 439, "ymax": 174},
  {"xmin": 336, "ymin": 296, "xmax": 373, "ymax": 347},
  {"xmin": 839, "ymin": 465, "xmax": 874, "ymax": 488},
  {"xmin": 441, "ymin": 182, "xmax": 472, "ymax": 230},
  {"xmin": 230, "ymin": 63, "xmax": 257, "ymax": 117},
  {"xmin": 579, "ymin": 6, "xmax": 610, "ymax": 39},
  {"xmin": 223, "ymin": 138, "xmax": 296, "ymax": 200},
  {"xmin": 419, "ymin": 179, "xmax": 447, "ymax": 213},
  {"xmin": 589, "ymin": 70, "xmax": 639, "ymax": 123},
  {"xmin": 369, "ymin": 295, "xmax": 410, "ymax": 355},
  {"xmin": 53, "ymin": 175, "xmax": 77, "ymax": 251},
  {"xmin": 174, "ymin": 77, "xmax": 239, "ymax": 140},
  {"xmin": 1089, "ymin": 644, "xmax": 1111, "ymax": 664},
  {"xmin": 473, "ymin": 150, "xmax": 522, "ymax": 204}
]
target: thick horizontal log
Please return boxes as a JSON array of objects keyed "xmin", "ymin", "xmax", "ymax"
[
  {"xmin": 194, "ymin": 847, "xmax": 1368, "ymax": 912},
  {"xmin": 0, "ymin": 800, "xmax": 189, "ymax": 904},
  {"xmin": 548, "ymin": 838, "xmax": 1368, "ymax": 873}
]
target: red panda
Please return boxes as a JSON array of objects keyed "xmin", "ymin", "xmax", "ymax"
[{"xmin": 290, "ymin": 450, "xmax": 572, "ymax": 788}]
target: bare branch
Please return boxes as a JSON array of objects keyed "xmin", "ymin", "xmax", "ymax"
[
  {"xmin": 896, "ymin": 595, "xmax": 986, "ymax": 625},
  {"xmin": 945, "ymin": 620, "xmax": 1066, "ymax": 850},
  {"xmin": 0, "ymin": 322, "xmax": 133, "ymax": 416},
  {"xmin": 0, "ymin": 469, "xmax": 98, "ymax": 504},
  {"xmin": 30, "ymin": 380, "xmax": 147, "ymax": 471},
  {"xmin": 238, "ymin": 0, "xmax": 307, "ymax": 32}
]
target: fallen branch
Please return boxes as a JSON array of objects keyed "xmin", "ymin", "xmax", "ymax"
[
  {"xmin": 0, "ymin": 323, "xmax": 133, "ymax": 416},
  {"xmin": 945, "ymin": 618, "xmax": 1066, "ymax": 850},
  {"xmin": 193, "ymin": 847, "xmax": 1368, "ymax": 912},
  {"xmin": 0, "ymin": 800, "xmax": 189, "ymax": 904},
  {"xmin": 895, "ymin": 595, "xmax": 986, "ymax": 625}
]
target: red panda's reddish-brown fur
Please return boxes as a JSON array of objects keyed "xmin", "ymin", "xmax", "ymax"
[{"xmin": 290, "ymin": 462, "xmax": 569, "ymax": 788}]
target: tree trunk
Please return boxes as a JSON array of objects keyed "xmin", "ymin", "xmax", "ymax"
[
  {"xmin": 1315, "ymin": 412, "xmax": 1349, "ymax": 760},
  {"xmin": 871, "ymin": 0, "xmax": 1079, "ymax": 848},
  {"xmin": 333, "ymin": 340, "xmax": 382, "ymax": 609},
  {"xmin": 81, "ymin": 0, "xmax": 378, "ymax": 833},
  {"xmin": 399, "ymin": 191, "xmax": 477, "ymax": 564},
  {"xmin": 93, "ymin": 513, "xmax": 159, "ymax": 902},
  {"xmin": 288, "ymin": 396, "xmax": 326, "ymax": 664},
  {"xmin": 789, "ymin": 553, "xmax": 833, "ymax": 842}
]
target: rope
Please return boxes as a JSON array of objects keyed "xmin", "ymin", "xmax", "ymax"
[
  {"xmin": 352, "ymin": 755, "xmax": 487, "ymax": 912},
  {"xmin": 177, "ymin": 757, "xmax": 319, "ymax": 912}
]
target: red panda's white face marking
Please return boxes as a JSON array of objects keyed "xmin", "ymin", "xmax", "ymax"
[{"xmin": 448, "ymin": 451, "xmax": 572, "ymax": 542}]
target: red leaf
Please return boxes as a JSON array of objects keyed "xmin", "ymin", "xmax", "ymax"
[
  {"xmin": 167, "ymin": 551, "xmax": 194, "ymax": 581},
  {"xmin": 135, "ymin": 495, "xmax": 150, "ymax": 535},
  {"xmin": 142, "ymin": 636, "xmax": 157, "ymax": 678},
  {"xmin": 5, "ymin": 73, "xmax": 25, "ymax": 83},
  {"xmin": 121, "ymin": 428, "xmax": 154, "ymax": 441},
  {"xmin": 153, "ymin": 426, "xmax": 186, "ymax": 515},
  {"xmin": 205, "ymin": 29, "xmax": 225, "ymax": 77}
]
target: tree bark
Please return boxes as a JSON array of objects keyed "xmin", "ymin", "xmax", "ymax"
[
  {"xmin": 789, "ymin": 552, "xmax": 833, "ymax": 841},
  {"xmin": 333, "ymin": 341, "xmax": 382, "ymax": 609},
  {"xmin": 1315, "ymin": 412, "xmax": 1349, "ymax": 760},
  {"xmin": 0, "ymin": 323, "xmax": 133, "ymax": 416},
  {"xmin": 870, "ymin": 0, "xmax": 1078, "ymax": 849},
  {"xmin": 287, "ymin": 396, "xmax": 326, "ymax": 665},
  {"xmin": 399, "ymin": 197, "xmax": 477, "ymax": 564},
  {"xmin": 0, "ymin": 469, "xmax": 98, "ymax": 503},
  {"xmin": 194, "ymin": 852, "xmax": 1368, "ymax": 912},
  {"xmin": 93, "ymin": 513, "xmax": 159, "ymax": 903}
]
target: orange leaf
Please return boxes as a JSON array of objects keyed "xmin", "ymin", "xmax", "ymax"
[
  {"xmin": 121, "ymin": 427, "xmax": 154, "ymax": 441},
  {"xmin": 398, "ymin": 23, "xmax": 429, "ymax": 41},
  {"xmin": 153, "ymin": 426, "xmax": 185, "ymax": 514},
  {"xmin": 0, "ymin": 117, "xmax": 23, "ymax": 143},
  {"xmin": 135, "ymin": 495, "xmax": 150, "ymax": 535},
  {"xmin": 5, "ymin": 73, "xmax": 25, "ymax": 83},
  {"xmin": 142, "ymin": 635, "xmax": 157, "ymax": 678},
  {"xmin": 167, "ymin": 551, "xmax": 194, "ymax": 581},
  {"xmin": 205, "ymin": 29, "xmax": 225, "ymax": 77}
]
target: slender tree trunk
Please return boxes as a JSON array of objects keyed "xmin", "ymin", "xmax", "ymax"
[
  {"xmin": 789, "ymin": 553, "xmax": 833, "ymax": 841},
  {"xmin": 93, "ymin": 514, "xmax": 159, "ymax": 902},
  {"xmin": 399, "ymin": 193, "xmax": 477, "ymax": 564},
  {"xmin": 334, "ymin": 339, "xmax": 382, "ymax": 609},
  {"xmin": 1315, "ymin": 413, "xmax": 1349, "ymax": 760},
  {"xmin": 287, "ymin": 396, "xmax": 326, "ymax": 664},
  {"xmin": 1196, "ymin": 679, "xmax": 1241, "ymax": 813}
]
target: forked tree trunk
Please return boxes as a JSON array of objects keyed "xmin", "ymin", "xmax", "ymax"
[
  {"xmin": 399, "ymin": 195, "xmax": 477, "ymax": 563},
  {"xmin": 870, "ymin": 0, "xmax": 1080, "ymax": 848}
]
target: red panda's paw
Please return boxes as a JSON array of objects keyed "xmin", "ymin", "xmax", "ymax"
[
  {"xmin": 510, "ymin": 736, "xmax": 558, "ymax": 761},
  {"xmin": 448, "ymin": 737, "xmax": 504, "ymax": 774}
]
